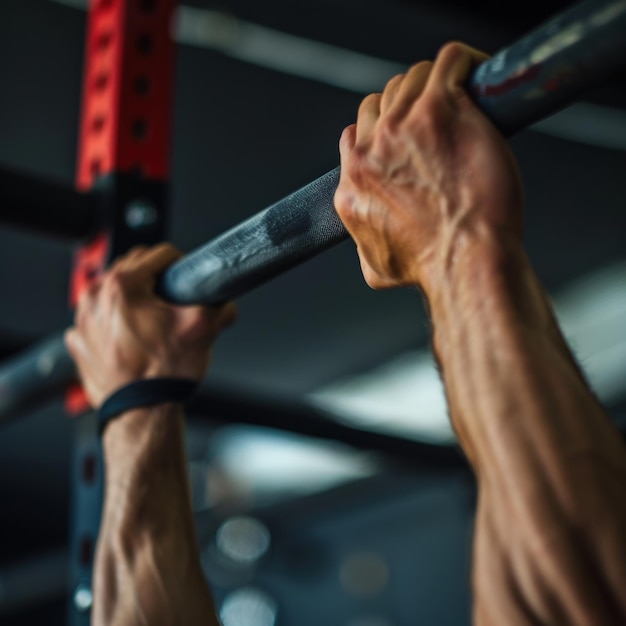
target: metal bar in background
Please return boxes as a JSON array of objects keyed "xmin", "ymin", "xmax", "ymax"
[
  {"xmin": 0, "ymin": 165, "xmax": 96, "ymax": 241},
  {"xmin": 187, "ymin": 387, "xmax": 467, "ymax": 470},
  {"xmin": 0, "ymin": 334, "xmax": 74, "ymax": 421},
  {"xmin": 1, "ymin": 0, "xmax": 626, "ymax": 424},
  {"xmin": 0, "ymin": 549, "xmax": 69, "ymax": 617}
]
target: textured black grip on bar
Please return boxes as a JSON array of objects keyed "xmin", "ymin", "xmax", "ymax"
[
  {"xmin": 158, "ymin": 0, "xmax": 626, "ymax": 305},
  {"xmin": 158, "ymin": 168, "xmax": 345, "ymax": 304}
]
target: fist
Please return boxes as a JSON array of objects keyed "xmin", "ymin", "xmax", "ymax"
[
  {"xmin": 65, "ymin": 243, "xmax": 236, "ymax": 408},
  {"xmin": 334, "ymin": 42, "xmax": 524, "ymax": 298}
]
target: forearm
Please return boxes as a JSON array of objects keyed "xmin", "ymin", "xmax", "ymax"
[
  {"xmin": 94, "ymin": 405, "xmax": 218, "ymax": 626},
  {"xmin": 429, "ymin": 231, "xmax": 626, "ymax": 625}
]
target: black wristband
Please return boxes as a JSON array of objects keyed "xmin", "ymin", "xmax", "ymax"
[{"xmin": 97, "ymin": 378, "xmax": 199, "ymax": 436}]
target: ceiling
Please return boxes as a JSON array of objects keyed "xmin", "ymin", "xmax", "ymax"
[{"xmin": 0, "ymin": 0, "xmax": 624, "ymax": 619}]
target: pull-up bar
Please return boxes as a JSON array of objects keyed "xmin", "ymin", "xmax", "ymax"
[{"xmin": 1, "ymin": 0, "xmax": 625, "ymax": 424}]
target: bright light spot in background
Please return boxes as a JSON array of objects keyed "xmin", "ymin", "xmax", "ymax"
[
  {"xmin": 553, "ymin": 261, "xmax": 626, "ymax": 401},
  {"xmin": 210, "ymin": 427, "xmax": 377, "ymax": 496},
  {"xmin": 220, "ymin": 588, "xmax": 277, "ymax": 626},
  {"xmin": 311, "ymin": 351, "xmax": 453, "ymax": 443},
  {"xmin": 216, "ymin": 517, "xmax": 271, "ymax": 565},
  {"xmin": 310, "ymin": 261, "xmax": 626, "ymax": 443}
]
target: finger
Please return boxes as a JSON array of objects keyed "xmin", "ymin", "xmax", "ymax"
[
  {"xmin": 388, "ymin": 61, "xmax": 433, "ymax": 116},
  {"xmin": 379, "ymin": 74, "xmax": 405, "ymax": 114},
  {"xmin": 216, "ymin": 301, "xmax": 238, "ymax": 329},
  {"xmin": 74, "ymin": 279, "xmax": 102, "ymax": 326},
  {"xmin": 177, "ymin": 301, "xmax": 237, "ymax": 340},
  {"xmin": 336, "ymin": 125, "xmax": 359, "ymax": 213},
  {"xmin": 64, "ymin": 327, "xmax": 91, "ymax": 375},
  {"xmin": 136, "ymin": 243, "xmax": 183, "ymax": 274},
  {"xmin": 356, "ymin": 93, "xmax": 381, "ymax": 146},
  {"xmin": 113, "ymin": 245, "xmax": 149, "ymax": 272},
  {"xmin": 335, "ymin": 129, "xmax": 362, "ymax": 237},
  {"xmin": 198, "ymin": 301, "xmax": 238, "ymax": 330},
  {"xmin": 122, "ymin": 243, "xmax": 183, "ymax": 293},
  {"xmin": 359, "ymin": 255, "xmax": 398, "ymax": 290},
  {"xmin": 425, "ymin": 41, "xmax": 489, "ymax": 98},
  {"xmin": 64, "ymin": 328, "xmax": 79, "ymax": 360},
  {"xmin": 338, "ymin": 124, "xmax": 357, "ymax": 164}
]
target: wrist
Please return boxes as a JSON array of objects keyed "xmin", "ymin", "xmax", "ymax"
[
  {"xmin": 421, "ymin": 224, "xmax": 525, "ymax": 305},
  {"xmin": 425, "ymin": 228, "xmax": 533, "ymax": 356},
  {"xmin": 102, "ymin": 403, "xmax": 185, "ymax": 478}
]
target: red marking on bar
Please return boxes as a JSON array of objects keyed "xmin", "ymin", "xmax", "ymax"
[
  {"xmin": 476, "ymin": 64, "xmax": 541, "ymax": 97},
  {"xmin": 544, "ymin": 78, "xmax": 559, "ymax": 91}
]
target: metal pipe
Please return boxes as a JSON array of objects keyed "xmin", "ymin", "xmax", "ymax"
[
  {"xmin": 0, "ymin": 165, "xmax": 97, "ymax": 241},
  {"xmin": 1, "ymin": 0, "xmax": 626, "ymax": 423},
  {"xmin": 0, "ymin": 334, "xmax": 75, "ymax": 421},
  {"xmin": 187, "ymin": 387, "xmax": 467, "ymax": 469},
  {"xmin": 0, "ymin": 549, "xmax": 68, "ymax": 616}
]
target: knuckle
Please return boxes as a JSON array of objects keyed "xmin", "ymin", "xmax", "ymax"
[
  {"xmin": 417, "ymin": 93, "xmax": 445, "ymax": 128},
  {"xmin": 75, "ymin": 285, "xmax": 96, "ymax": 319},
  {"xmin": 346, "ymin": 144, "xmax": 371, "ymax": 182},
  {"xmin": 75, "ymin": 304, "xmax": 89, "ymax": 329},
  {"xmin": 384, "ymin": 73, "xmax": 404, "ymax": 92},
  {"xmin": 334, "ymin": 186, "xmax": 357, "ymax": 223},
  {"xmin": 64, "ymin": 328, "xmax": 77, "ymax": 353},
  {"xmin": 155, "ymin": 242, "xmax": 176, "ymax": 253},
  {"xmin": 377, "ymin": 114, "xmax": 401, "ymax": 139},
  {"xmin": 127, "ymin": 245, "xmax": 147, "ymax": 256},
  {"xmin": 359, "ymin": 92, "xmax": 381, "ymax": 111},
  {"xmin": 334, "ymin": 187, "xmax": 364, "ymax": 230},
  {"xmin": 155, "ymin": 241, "xmax": 183, "ymax": 260},
  {"xmin": 363, "ymin": 267, "xmax": 386, "ymax": 291},
  {"xmin": 365, "ymin": 276, "xmax": 382, "ymax": 290},
  {"xmin": 339, "ymin": 124, "xmax": 356, "ymax": 152},
  {"xmin": 409, "ymin": 60, "xmax": 432, "ymax": 74},
  {"xmin": 106, "ymin": 267, "xmax": 129, "ymax": 292},
  {"xmin": 438, "ymin": 40, "xmax": 468, "ymax": 60}
]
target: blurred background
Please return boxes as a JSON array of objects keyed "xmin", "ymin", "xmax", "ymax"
[{"xmin": 0, "ymin": 0, "xmax": 625, "ymax": 624}]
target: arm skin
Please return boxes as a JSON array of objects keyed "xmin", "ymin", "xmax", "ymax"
[
  {"xmin": 66, "ymin": 244, "xmax": 235, "ymax": 626},
  {"xmin": 432, "ymin": 236, "xmax": 626, "ymax": 626},
  {"xmin": 95, "ymin": 405, "xmax": 219, "ymax": 626},
  {"xmin": 334, "ymin": 41, "xmax": 626, "ymax": 626}
]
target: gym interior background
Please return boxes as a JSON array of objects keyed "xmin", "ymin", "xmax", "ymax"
[{"xmin": 0, "ymin": 0, "xmax": 625, "ymax": 624}]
